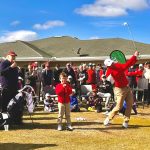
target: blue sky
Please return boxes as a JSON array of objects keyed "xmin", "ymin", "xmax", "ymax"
[{"xmin": 0, "ymin": 0, "xmax": 150, "ymax": 44}]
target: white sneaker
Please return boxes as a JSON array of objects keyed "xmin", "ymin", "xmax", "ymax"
[
  {"xmin": 119, "ymin": 113, "xmax": 123, "ymax": 116},
  {"xmin": 57, "ymin": 125, "xmax": 62, "ymax": 131},
  {"xmin": 103, "ymin": 117, "xmax": 110, "ymax": 126},
  {"xmin": 102, "ymin": 111, "xmax": 109, "ymax": 115},
  {"xmin": 122, "ymin": 122, "xmax": 128, "ymax": 128},
  {"xmin": 67, "ymin": 124, "xmax": 73, "ymax": 131}
]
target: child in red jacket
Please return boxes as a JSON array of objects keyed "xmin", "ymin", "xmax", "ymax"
[{"xmin": 55, "ymin": 72, "xmax": 73, "ymax": 131}]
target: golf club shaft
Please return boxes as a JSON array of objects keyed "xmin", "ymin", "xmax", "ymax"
[{"xmin": 126, "ymin": 23, "xmax": 137, "ymax": 50}]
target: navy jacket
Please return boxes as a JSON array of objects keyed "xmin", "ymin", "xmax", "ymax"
[
  {"xmin": 42, "ymin": 69, "xmax": 53, "ymax": 86},
  {"xmin": 0, "ymin": 59, "xmax": 18, "ymax": 91}
]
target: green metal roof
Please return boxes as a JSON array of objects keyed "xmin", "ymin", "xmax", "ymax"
[
  {"xmin": 0, "ymin": 36, "xmax": 150, "ymax": 61},
  {"xmin": 31, "ymin": 36, "xmax": 150, "ymax": 57},
  {"xmin": 0, "ymin": 40, "xmax": 51, "ymax": 58}
]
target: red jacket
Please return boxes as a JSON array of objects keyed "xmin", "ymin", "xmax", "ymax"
[
  {"xmin": 99, "ymin": 69, "xmax": 104, "ymax": 81},
  {"xmin": 86, "ymin": 69, "xmax": 96, "ymax": 84},
  {"xmin": 106, "ymin": 55, "xmax": 137, "ymax": 88},
  {"xmin": 126, "ymin": 68, "xmax": 143, "ymax": 83},
  {"xmin": 55, "ymin": 83, "xmax": 72, "ymax": 103}
]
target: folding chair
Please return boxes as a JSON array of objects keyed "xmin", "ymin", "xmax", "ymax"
[
  {"xmin": 80, "ymin": 85, "xmax": 93, "ymax": 101},
  {"xmin": 133, "ymin": 78, "xmax": 148, "ymax": 109}
]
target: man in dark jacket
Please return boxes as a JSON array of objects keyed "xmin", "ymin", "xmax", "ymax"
[
  {"xmin": 63, "ymin": 63, "xmax": 77, "ymax": 86},
  {"xmin": 97, "ymin": 75, "xmax": 113, "ymax": 108},
  {"xmin": 53, "ymin": 64, "xmax": 63, "ymax": 86},
  {"xmin": 41, "ymin": 62, "xmax": 54, "ymax": 96},
  {"xmin": 0, "ymin": 51, "xmax": 18, "ymax": 112}
]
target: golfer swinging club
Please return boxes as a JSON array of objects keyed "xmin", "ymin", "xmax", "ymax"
[{"xmin": 103, "ymin": 51, "xmax": 139, "ymax": 128}]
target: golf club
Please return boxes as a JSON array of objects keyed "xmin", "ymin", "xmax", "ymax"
[
  {"xmin": 123, "ymin": 22, "xmax": 141, "ymax": 59},
  {"xmin": 123, "ymin": 22, "xmax": 137, "ymax": 50}
]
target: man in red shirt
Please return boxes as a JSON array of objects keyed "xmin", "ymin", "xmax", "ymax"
[
  {"xmin": 103, "ymin": 51, "xmax": 139, "ymax": 128},
  {"xmin": 86, "ymin": 63, "xmax": 96, "ymax": 85},
  {"xmin": 126, "ymin": 64, "xmax": 144, "ymax": 101}
]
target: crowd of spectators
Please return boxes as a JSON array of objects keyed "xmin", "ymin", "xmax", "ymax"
[
  {"xmin": 0, "ymin": 51, "xmax": 149, "ymax": 128},
  {"xmin": 0, "ymin": 51, "xmax": 150, "ymax": 130},
  {"xmin": 13, "ymin": 60, "xmax": 149, "ymax": 113}
]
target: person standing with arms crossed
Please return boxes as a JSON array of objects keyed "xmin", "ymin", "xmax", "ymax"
[
  {"xmin": 55, "ymin": 72, "xmax": 73, "ymax": 131},
  {"xmin": 103, "ymin": 51, "xmax": 139, "ymax": 128}
]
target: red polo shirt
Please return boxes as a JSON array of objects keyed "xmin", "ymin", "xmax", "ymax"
[{"xmin": 55, "ymin": 83, "xmax": 72, "ymax": 103}]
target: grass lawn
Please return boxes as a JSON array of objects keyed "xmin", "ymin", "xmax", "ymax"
[{"xmin": 0, "ymin": 105, "xmax": 150, "ymax": 150}]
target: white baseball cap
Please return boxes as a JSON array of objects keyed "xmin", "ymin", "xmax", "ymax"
[
  {"xmin": 139, "ymin": 64, "xmax": 143, "ymax": 67},
  {"xmin": 45, "ymin": 93, "xmax": 51, "ymax": 98},
  {"xmin": 72, "ymin": 89, "xmax": 76, "ymax": 93},
  {"xmin": 104, "ymin": 58, "xmax": 114, "ymax": 67},
  {"xmin": 68, "ymin": 75, "xmax": 72, "ymax": 79},
  {"xmin": 18, "ymin": 76, "xmax": 23, "ymax": 80}
]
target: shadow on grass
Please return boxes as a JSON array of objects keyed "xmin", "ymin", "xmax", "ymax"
[
  {"xmin": 10, "ymin": 121, "xmax": 147, "ymax": 130},
  {"xmin": 23, "ymin": 112, "xmax": 50, "ymax": 116},
  {"xmin": 10, "ymin": 122, "xmax": 57, "ymax": 130},
  {"xmin": 137, "ymin": 112, "xmax": 150, "ymax": 116},
  {"xmin": 7, "ymin": 103, "xmax": 149, "ymax": 132},
  {"xmin": 23, "ymin": 116, "xmax": 57, "ymax": 120},
  {"xmin": 24, "ymin": 112, "xmax": 58, "ymax": 115},
  {"xmin": 73, "ymin": 121, "xmax": 150, "ymax": 131},
  {"xmin": 9, "ymin": 121, "xmax": 102, "ymax": 131},
  {"xmin": 0, "ymin": 143, "xmax": 57, "ymax": 150},
  {"xmin": 9, "ymin": 120, "xmax": 150, "ymax": 131},
  {"xmin": 100, "ymin": 124, "xmax": 150, "ymax": 131}
]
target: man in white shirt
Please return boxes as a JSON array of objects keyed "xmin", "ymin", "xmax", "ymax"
[{"xmin": 143, "ymin": 62, "xmax": 150, "ymax": 105}]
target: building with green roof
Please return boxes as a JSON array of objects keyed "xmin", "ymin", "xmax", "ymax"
[{"xmin": 0, "ymin": 36, "xmax": 150, "ymax": 67}]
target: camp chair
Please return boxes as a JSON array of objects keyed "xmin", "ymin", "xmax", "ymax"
[
  {"xmin": 133, "ymin": 78, "xmax": 148, "ymax": 109},
  {"xmin": 80, "ymin": 85, "xmax": 93, "ymax": 101}
]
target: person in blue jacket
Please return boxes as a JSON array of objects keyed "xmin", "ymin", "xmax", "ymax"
[{"xmin": 70, "ymin": 89, "xmax": 80, "ymax": 112}]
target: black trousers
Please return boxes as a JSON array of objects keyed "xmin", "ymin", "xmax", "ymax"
[
  {"xmin": 144, "ymin": 83, "xmax": 150, "ymax": 104},
  {"xmin": 0, "ymin": 88, "xmax": 17, "ymax": 112}
]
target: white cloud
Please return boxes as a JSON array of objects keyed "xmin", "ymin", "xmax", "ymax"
[
  {"xmin": 0, "ymin": 30, "xmax": 38, "ymax": 43},
  {"xmin": 89, "ymin": 36, "xmax": 101, "ymax": 39},
  {"xmin": 76, "ymin": 4, "xmax": 127, "ymax": 17},
  {"xmin": 33, "ymin": 20, "xmax": 65, "ymax": 30},
  {"xmin": 10, "ymin": 20, "xmax": 20, "ymax": 26},
  {"xmin": 96, "ymin": 0, "xmax": 149, "ymax": 10},
  {"xmin": 75, "ymin": 0, "xmax": 149, "ymax": 17}
]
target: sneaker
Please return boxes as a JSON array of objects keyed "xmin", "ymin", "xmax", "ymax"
[
  {"xmin": 57, "ymin": 125, "xmax": 62, "ymax": 131},
  {"xmin": 103, "ymin": 117, "xmax": 110, "ymax": 126},
  {"xmin": 104, "ymin": 107, "xmax": 109, "ymax": 110},
  {"xmin": 122, "ymin": 122, "xmax": 128, "ymax": 128},
  {"xmin": 102, "ymin": 111, "xmax": 109, "ymax": 115},
  {"xmin": 119, "ymin": 113, "xmax": 123, "ymax": 116},
  {"xmin": 66, "ymin": 124, "xmax": 73, "ymax": 131}
]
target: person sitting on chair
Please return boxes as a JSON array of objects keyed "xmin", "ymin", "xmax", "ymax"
[
  {"xmin": 86, "ymin": 89, "xmax": 103, "ymax": 113},
  {"xmin": 70, "ymin": 89, "xmax": 80, "ymax": 112},
  {"xmin": 97, "ymin": 74, "xmax": 113, "ymax": 109},
  {"xmin": 44, "ymin": 93, "xmax": 55, "ymax": 112}
]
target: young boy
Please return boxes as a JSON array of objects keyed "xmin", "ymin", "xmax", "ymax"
[{"xmin": 55, "ymin": 72, "xmax": 73, "ymax": 131}]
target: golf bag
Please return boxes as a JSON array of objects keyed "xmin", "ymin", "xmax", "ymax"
[
  {"xmin": 0, "ymin": 85, "xmax": 36, "ymax": 128},
  {"xmin": 0, "ymin": 112, "xmax": 9, "ymax": 128}
]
